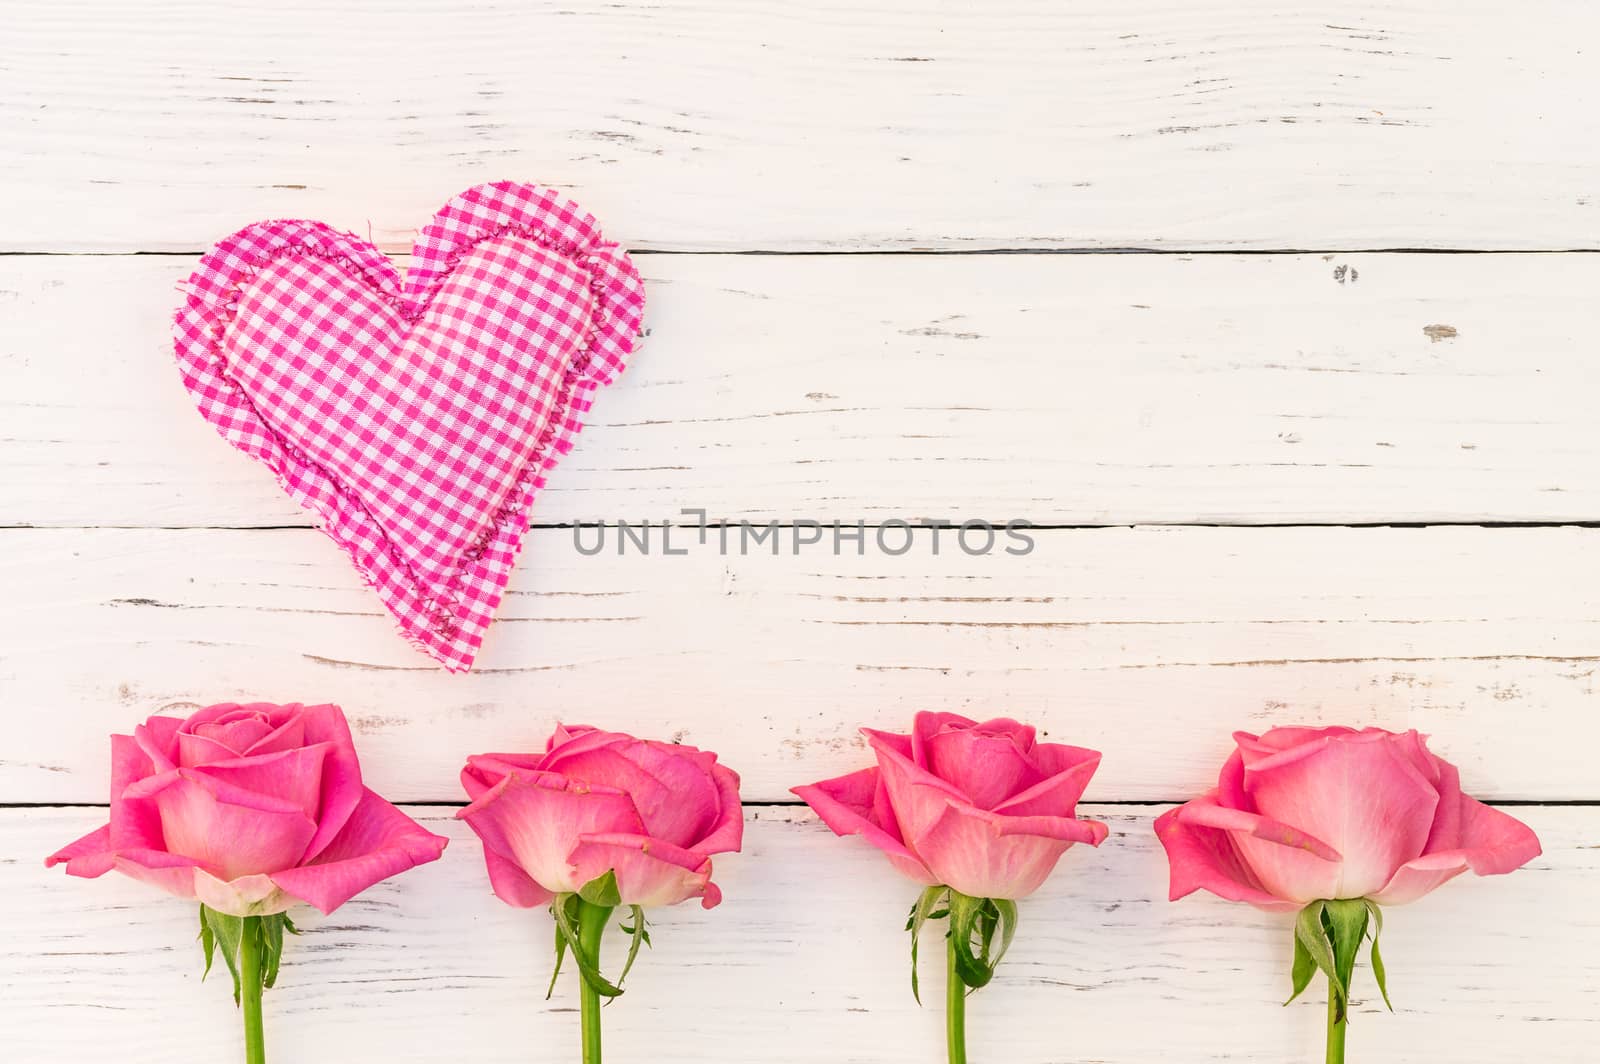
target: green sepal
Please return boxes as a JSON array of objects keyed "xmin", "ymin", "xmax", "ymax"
[
  {"xmin": 260, "ymin": 914, "xmax": 284, "ymax": 991},
  {"xmin": 550, "ymin": 888, "xmax": 624, "ymax": 999},
  {"xmin": 946, "ymin": 890, "xmax": 1019, "ymax": 992},
  {"xmin": 200, "ymin": 906, "xmax": 247, "ymax": 1005},
  {"xmin": 199, "ymin": 907, "xmax": 216, "ymax": 982},
  {"xmin": 197, "ymin": 906, "xmax": 297, "ymax": 1005},
  {"xmin": 948, "ymin": 892, "xmax": 990, "ymax": 989},
  {"xmin": 1362, "ymin": 899, "xmax": 1393, "ymax": 1011},
  {"xmin": 1286, "ymin": 928, "xmax": 1316, "ymax": 1005},
  {"xmin": 616, "ymin": 905, "xmax": 650, "ymax": 989},
  {"xmin": 1324, "ymin": 898, "xmax": 1368, "ymax": 1024},
  {"xmin": 905, "ymin": 885, "xmax": 950, "ymax": 1005},
  {"xmin": 1293, "ymin": 900, "xmax": 1341, "ymax": 1012},
  {"xmin": 547, "ymin": 907, "xmax": 570, "ymax": 1001},
  {"xmin": 1292, "ymin": 899, "xmax": 1372, "ymax": 1024},
  {"xmin": 987, "ymin": 899, "xmax": 1019, "ymax": 978},
  {"xmin": 578, "ymin": 869, "xmax": 622, "ymax": 908}
]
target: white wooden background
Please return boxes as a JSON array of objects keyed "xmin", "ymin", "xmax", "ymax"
[{"xmin": 3, "ymin": 2, "xmax": 1597, "ymax": 1061}]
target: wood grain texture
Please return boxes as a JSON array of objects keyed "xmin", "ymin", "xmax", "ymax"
[
  {"xmin": 5, "ymin": 252, "xmax": 1599, "ymax": 528},
  {"xmin": 6, "ymin": 805, "xmax": 1594, "ymax": 1063},
  {"xmin": 4, "ymin": 1, "xmax": 1599, "ymax": 252},
  {"xmin": 5, "ymin": 525, "xmax": 1596, "ymax": 804},
  {"xmin": 5, "ymin": 2, "xmax": 1597, "ymax": 1056}
]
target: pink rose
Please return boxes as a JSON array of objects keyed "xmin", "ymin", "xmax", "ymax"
[
  {"xmin": 46, "ymin": 703, "xmax": 448, "ymax": 916},
  {"xmin": 792, "ymin": 712, "xmax": 1108, "ymax": 899},
  {"xmin": 1156, "ymin": 726, "xmax": 1542, "ymax": 911},
  {"xmin": 458, "ymin": 724, "xmax": 743, "ymax": 909}
]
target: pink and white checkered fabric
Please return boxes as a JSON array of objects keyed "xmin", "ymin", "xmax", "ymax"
[{"xmin": 173, "ymin": 182, "xmax": 645, "ymax": 671}]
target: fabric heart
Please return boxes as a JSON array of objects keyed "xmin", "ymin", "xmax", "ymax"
[{"xmin": 173, "ymin": 182, "xmax": 645, "ymax": 671}]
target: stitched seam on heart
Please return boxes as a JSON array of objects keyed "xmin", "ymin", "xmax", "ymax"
[{"xmin": 199, "ymin": 225, "xmax": 613, "ymax": 650}]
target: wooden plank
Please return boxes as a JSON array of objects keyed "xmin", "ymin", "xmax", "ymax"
[
  {"xmin": 5, "ymin": 805, "xmax": 1594, "ymax": 1062},
  {"xmin": 3, "ymin": 2, "xmax": 1598, "ymax": 251},
  {"xmin": 4, "ymin": 525, "xmax": 1596, "ymax": 804},
  {"xmin": 5, "ymin": 252, "xmax": 1598, "ymax": 528}
]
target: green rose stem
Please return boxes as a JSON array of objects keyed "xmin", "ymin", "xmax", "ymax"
[
  {"xmin": 199, "ymin": 906, "xmax": 291, "ymax": 1064},
  {"xmin": 1322, "ymin": 900, "xmax": 1361, "ymax": 1064},
  {"xmin": 238, "ymin": 916, "xmax": 267, "ymax": 1064},
  {"xmin": 906, "ymin": 887, "xmax": 1015, "ymax": 1064},
  {"xmin": 576, "ymin": 897, "xmax": 613, "ymax": 1064},
  {"xmin": 549, "ymin": 873, "xmax": 649, "ymax": 1064},
  {"xmin": 945, "ymin": 931, "xmax": 967, "ymax": 1064},
  {"xmin": 1325, "ymin": 990, "xmax": 1346, "ymax": 1064}
]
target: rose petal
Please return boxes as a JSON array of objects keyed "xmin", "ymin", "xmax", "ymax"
[
  {"xmin": 480, "ymin": 845, "xmax": 556, "ymax": 908},
  {"xmin": 133, "ymin": 717, "xmax": 180, "ymax": 774},
  {"xmin": 542, "ymin": 725, "xmax": 621, "ymax": 764},
  {"xmin": 792, "ymin": 768, "xmax": 935, "ymax": 885},
  {"xmin": 192, "ymin": 716, "xmax": 276, "ymax": 759},
  {"xmin": 910, "ymin": 711, "xmax": 977, "ymax": 768},
  {"xmin": 146, "ymin": 770, "xmax": 318, "ymax": 881},
  {"xmin": 1370, "ymin": 763, "xmax": 1542, "ymax": 906},
  {"xmin": 293, "ymin": 704, "xmax": 364, "ymax": 862},
  {"xmin": 457, "ymin": 764, "xmax": 563, "ymax": 902},
  {"xmin": 466, "ymin": 752, "xmax": 547, "ymax": 783},
  {"xmin": 109, "ymin": 732, "xmax": 166, "ymax": 851},
  {"xmin": 1239, "ymin": 729, "xmax": 1438, "ymax": 898},
  {"xmin": 44, "ymin": 823, "xmax": 115, "ymax": 877},
  {"xmin": 112, "ymin": 848, "xmax": 202, "ymax": 900},
  {"xmin": 179, "ymin": 705, "xmax": 278, "ymax": 766},
  {"xmin": 270, "ymin": 789, "xmax": 447, "ymax": 914},
  {"xmin": 546, "ymin": 722, "xmax": 587, "ymax": 751},
  {"xmin": 690, "ymin": 762, "xmax": 745, "ymax": 856},
  {"xmin": 865, "ymin": 727, "xmax": 969, "ymax": 844},
  {"xmin": 975, "ymin": 716, "xmax": 1038, "ymax": 751},
  {"xmin": 193, "ymin": 870, "xmax": 292, "ymax": 917},
  {"xmin": 178, "ymin": 703, "xmax": 248, "ymax": 731},
  {"xmin": 924, "ymin": 725, "xmax": 1043, "ymax": 810},
  {"xmin": 244, "ymin": 705, "xmax": 309, "ymax": 758},
  {"xmin": 912, "ymin": 711, "xmax": 1036, "ymax": 761},
  {"xmin": 1390, "ymin": 729, "xmax": 1444, "ymax": 788},
  {"xmin": 546, "ymin": 722, "xmax": 599, "ymax": 753},
  {"xmin": 547, "ymin": 740, "xmax": 719, "ymax": 848},
  {"xmin": 1154, "ymin": 799, "xmax": 1302, "ymax": 912},
  {"xmin": 1177, "ymin": 792, "xmax": 1343, "ymax": 903},
  {"xmin": 565, "ymin": 832, "xmax": 718, "ymax": 909},
  {"xmin": 1025, "ymin": 739, "xmax": 1102, "ymax": 780},
  {"xmin": 191, "ymin": 743, "xmax": 331, "ymax": 823},
  {"xmin": 460, "ymin": 761, "xmax": 498, "ymax": 802},
  {"xmin": 993, "ymin": 811, "xmax": 1108, "ymax": 846},
  {"xmin": 1216, "ymin": 746, "xmax": 1252, "ymax": 813},
  {"xmin": 1248, "ymin": 725, "xmax": 1346, "ymax": 750},
  {"xmin": 993, "ymin": 748, "xmax": 1101, "ymax": 819},
  {"xmin": 911, "ymin": 800, "xmax": 1076, "ymax": 900},
  {"xmin": 177, "ymin": 732, "xmax": 248, "ymax": 767},
  {"xmin": 457, "ymin": 770, "xmax": 646, "ymax": 894},
  {"xmin": 867, "ymin": 727, "xmax": 916, "ymax": 764},
  {"xmin": 648, "ymin": 738, "xmax": 718, "ymax": 774},
  {"xmin": 1175, "ymin": 796, "xmax": 1342, "ymax": 862}
]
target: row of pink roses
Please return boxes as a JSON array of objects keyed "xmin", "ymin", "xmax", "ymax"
[
  {"xmin": 45, "ymin": 702, "xmax": 1541, "ymax": 1064},
  {"xmin": 48, "ymin": 703, "xmax": 1539, "ymax": 918}
]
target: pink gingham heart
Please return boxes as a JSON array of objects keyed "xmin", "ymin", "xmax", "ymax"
[{"xmin": 173, "ymin": 182, "xmax": 645, "ymax": 671}]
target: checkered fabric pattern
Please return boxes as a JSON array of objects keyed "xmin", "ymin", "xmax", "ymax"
[{"xmin": 173, "ymin": 182, "xmax": 645, "ymax": 671}]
